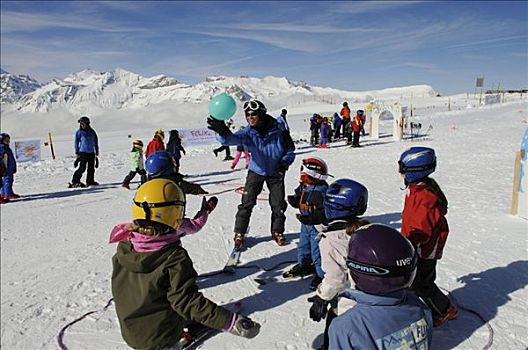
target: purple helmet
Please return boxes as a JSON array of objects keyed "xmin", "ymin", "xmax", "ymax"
[{"xmin": 347, "ymin": 224, "xmax": 417, "ymax": 294}]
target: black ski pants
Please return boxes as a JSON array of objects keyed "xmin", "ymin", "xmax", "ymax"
[
  {"xmin": 72, "ymin": 152, "xmax": 96, "ymax": 184},
  {"xmin": 123, "ymin": 168, "xmax": 147, "ymax": 185},
  {"xmin": 213, "ymin": 145, "xmax": 231, "ymax": 157},
  {"xmin": 342, "ymin": 118, "xmax": 350, "ymax": 138},
  {"xmin": 352, "ymin": 131, "xmax": 361, "ymax": 146},
  {"xmin": 234, "ymin": 170, "xmax": 287, "ymax": 235},
  {"xmin": 411, "ymin": 258, "xmax": 450, "ymax": 317}
]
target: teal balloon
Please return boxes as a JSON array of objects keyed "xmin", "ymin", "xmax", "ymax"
[{"xmin": 209, "ymin": 93, "xmax": 237, "ymax": 121}]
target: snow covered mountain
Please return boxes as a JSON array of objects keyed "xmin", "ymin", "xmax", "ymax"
[
  {"xmin": 0, "ymin": 68, "xmax": 41, "ymax": 104},
  {"xmin": 1, "ymin": 67, "xmax": 438, "ymax": 113}
]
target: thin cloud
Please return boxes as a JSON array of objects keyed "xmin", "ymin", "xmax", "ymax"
[
  {"xmin": 446, "ymin": 34, "xmax": 528, "ymax": 49},
  {"xmin": 216, "ymin": 22, "xmax": 384, "ymax": 34},
  {"xmin": 0, "ymin": 10, "xmax": 141, "ymax": 33},
  {"xmin": 331, "ymin": 1, "xmax": 421, "ymax": 14}
]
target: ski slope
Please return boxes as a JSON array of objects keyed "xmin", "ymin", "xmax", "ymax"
[{"xmin": 1, "ymin": 95, "xmax": 527, "ymax": 350}]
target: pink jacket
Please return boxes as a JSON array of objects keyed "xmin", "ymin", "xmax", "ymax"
[
  {"xmin": 109, "ymin": 210, "xmax": 209, "ymax": 252},
  {"xmin": 315, "ymin": 222, "xmax": 352, "ymax": 301}
]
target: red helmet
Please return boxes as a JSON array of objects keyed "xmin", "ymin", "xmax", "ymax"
[{"xmin": 301, "ymin": 157, "xmax": 330, "ymax": 182}]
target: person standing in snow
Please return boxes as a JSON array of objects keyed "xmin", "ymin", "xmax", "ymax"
[
  {"xmin": 332, "ymin": 113, "xmax": 342, "ymax": 140},
  {"xmin": 121, "ymin": 139, "xmax": 147, "ymax": 189},
  {"xmin": 327, "ymin": 224, "xmax": 432, "ymax": 350},
  {"xmin": 307, "ymin": 179, "xmax": 370, "ymax": 350},
  {"xmin": 351, "ymin": 110, "xmax": 364, "ymax": 148},
  {"xmin": 398, "ymin": 146, "xmax": 458, "ymax": 328},
  {"xmin": 207, "ymin": 99, "xmax": 295, "ymax": 247},
  {"xmin": 70, "ymin": 116, "xmax": 99, "ymax": 188},
  {"xmin": 318, "ymin": 117, "xmax": 329, "ymax": 148},
  {"xmin": 145, "ymin": 129, "xmax": 165, "ymax": 159},
  {"xmin": 110, "ymin": 178, "xmax": 259, "ymax": 350},
  {"xmin": 0, "ymin": 133, "xmax": 19, "ymax": 201},
  {"xmin": 340, "ymin": 102, "xmax": 351, "ymax": 140},
  {"xmin": 284, "ymin": 157, "xmax": 330, "ymax": 290},
  {"xmin": 212, "ymin": 119, "xmax": 235, "ymax": 161},
  {"xmin": 166, "ymin": 129, "xmax": 186, "ymax": 174},
  {"xmin": 310, "ymin": 114, "xmax": 322, "ymax": 146},
  {"xmin": 277, "ymin": 108, "xmax": 290, "ymax": 131}
]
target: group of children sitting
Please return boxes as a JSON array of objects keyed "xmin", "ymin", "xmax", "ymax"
[{"xmin": 110, "ymin": 142, "xmax": 457, "ymax": 350}]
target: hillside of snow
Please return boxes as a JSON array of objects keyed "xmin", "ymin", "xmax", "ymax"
[{"xmin": 1, "ymin": 90, "xmax": 527, "ymax": 349}]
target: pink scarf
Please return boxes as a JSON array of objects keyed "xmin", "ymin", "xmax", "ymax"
[{"xmin": 109, "ymin": 223, "xmax": 181, "ymax": 253}]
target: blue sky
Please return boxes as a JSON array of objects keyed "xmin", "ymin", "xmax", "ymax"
[{"xmin": 1, "ymin": 1, "xmax": 526, "ymax": 95}]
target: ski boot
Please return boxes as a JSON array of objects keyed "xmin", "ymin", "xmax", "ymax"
[
  {"xmin": 69, "ymin": 182, "xmax": 86, "ymax": 188},
  {"xmin": 282, "ymin": 263, "xmax": 315, "ymax": 278},
  {"xmin": 234, "ymin": 232, "xmax": 245, "ymax": 248},
  {"xmin": 271, "ymin": 232, "xmax": 287, "ymax": 246},
  {"xmin": 122, "ymin": 183, "xmax": 130, "ymax": 190},
  {"xmin": 310, "ymin": 275, "xmax": 323, "ymax": 291}
]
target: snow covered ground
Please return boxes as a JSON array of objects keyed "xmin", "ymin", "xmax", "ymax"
[{"xmin": 1, "ymin": 94, "xmax": 527, "ymax": 350}]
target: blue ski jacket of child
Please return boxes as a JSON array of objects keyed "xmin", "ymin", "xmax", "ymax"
[
  {"xmin": 217, "ymin": 115, "xmax": 295, "ymax": 177},
  {"xmin": 329, "ymin": 288, "xmax": 433, "ymax": 350},
  {"xmin": 0, "ymin": 143, "xmax": 16, "ymax": 174},
  {"xmin": 74, "ymin": 128, "xmax": 99, "ymax": 154}
]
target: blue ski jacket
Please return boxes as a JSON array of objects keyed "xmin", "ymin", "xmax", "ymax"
[
  {"xmin": 74, "ymin": 128, "xmax": 99, "ymax": 154},
  {"xmin": 217, "ymin": 115, "xmax": 295, "ymax": 176},
  {"xmin": 0, "ymin": 143, "xmax": 16, "ymax": 174},
  {"xmin": 329, "ymin": 289, "xmax": 433, "ymax": 350}
]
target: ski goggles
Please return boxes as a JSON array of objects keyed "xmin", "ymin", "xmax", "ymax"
[
  {"xmin": 243, "ymin": 99, "xmax": 266, "ymax": 112},
  {"xmin": 398, "ymin": 159, "xmax": 436, "ymax": 174},
  {"xmin": 300, "ymin": 164, "xmax": 331, "ymax": 180},
  {"xmin": 134, "ymin": 199, "xmax": 186, "ymax": 221},
  {"xmin": 346, "ymin": 252, "xmax": 417, "ymax": 278}
]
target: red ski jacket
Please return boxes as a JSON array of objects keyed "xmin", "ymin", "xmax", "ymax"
[
  {"xmin": 145, "ymin": 137, "xmax": 165, "ymax": 159},
  {"xmin": 352, "ymin": 115, "xmax": 363, "ymax": 132},
  {"xmin": 401, "ymin": 183, "xmax": 449, "ymax": 260}
]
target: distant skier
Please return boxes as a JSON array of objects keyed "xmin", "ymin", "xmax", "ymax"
[
  {"xmin": 110, "ymin": 178, "xmax": 259, "ymax": 350},
  {"xmin": 284, "ymin": 157, "xmax": 330, "ymax": 290},
  {"xmin": 277, "ymin": 108, "xmax": 290, "ymax": 131},
  {"xmin": 351, "ymin": 110, "xmax": 364, "ymax": 147},
  {"xmin": 310, "ymin": 114, "xmax": 322, "ymax": 146},
  {"xmin": 318, "ymin": 117, "xmax": 329, "ymax": 148},
  {"xmin": 328, "ymin": 224, "xmax": 433, "ymax": 349},
  {"xmin": 70, "ymin": 116, "xmax": 99, "ymax": 188},
  {"xmin": 145, "ymin": 151, "xmax": 208, "ymax": 195},
  {"xmin": 307, "ymin": 179, "xmax": 370, "ymax": 350},
  {"xmin": 332, "ymin": 113, "xmax": 342, "ymax": 140},
  {"xmin": 145, "ymin": 129, "xmax": 165, "ymax": 159},
  {"xmin": 398, "ymin": 146, "xmax": 458, "ymax": 327},
  {"xmin": 0, "ymin": 133, "xmax": 19, "ymax": 201},
  {"xmin": 121, "ymin": 139, "xmax": 147, "ymax": 189},
  {"xmin": 340, "ymin": 102, "xmax": 351, "ymax": 140},
  {"xmin": 207, "ymin": 99, "xmax": 295, "ymax": 247},
  {"xmin": 213, "ymin": 119, "xmax": 234, "ymax": 161},
  {"xmin": 166, "ymin": 129, "xmax": 186, "ymax": 174}
]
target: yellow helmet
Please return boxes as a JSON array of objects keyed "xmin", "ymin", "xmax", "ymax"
[
  {"xmin": 132, "ymin": 139, "xmax": 143, "ymax": 149},
  {"xmin": 154, "ymin": 129, "xmax": 165, "ymax": 140},
  {"xmin": 132, "ymin": 178, "xmax": 185, "ymax": 230}
]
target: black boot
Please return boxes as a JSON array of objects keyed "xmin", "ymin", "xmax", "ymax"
[{"xmin": 282, "ymin": 263, "xmax": 315, "ymax": 278}]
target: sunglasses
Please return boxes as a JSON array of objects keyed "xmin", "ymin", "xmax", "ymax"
[
  {"xmin": 246, "ymin": 111, "xmax": 259, "ymax": 117},
  {"xmin": 243, "ymin": 99, "xmax": 262, "ymax": 111}
]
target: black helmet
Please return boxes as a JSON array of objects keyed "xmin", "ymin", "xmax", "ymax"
[
  {"xmin": 0, "ymin": 133, "xmax": 10, "ymax": 143},
  {"xmin": 357, "ymin": 110, "xmax": 364, "ymax": 116},
  {"xmin": 343, "ymin": 102, "xmax": 348, "ymax": 107},
  {"xmin": 281, "ymin": 109, "xmax": 287, "ymax": 115},
  {"xmin": 78, "ymin": 116, "xmax": 90, "ymax": 124}
]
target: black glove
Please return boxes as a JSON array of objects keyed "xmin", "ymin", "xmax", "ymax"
[
  {"xmin": 94, "ymin": 156, "xmax": 99, "ymax": 168},
  {"xmin": 276, "ymin": 161, "xmax": 289, "ymax": 177},
  {"xmin": 207, "ymin": 116, "xmax": 231, "ymax": 137},
  {"xmin": 227, "ymin": 314, "xmax": 261, "ymax": 339},
  {"xmin": 287, "ymin": 195, "xmax": 300, "ymax": 208},
  {"xmin": 296, "ymin": 213, "xmax": 311, "ymax": 225},
  {"xmin": 201, "ymin": 196, "xmax": 218, "ymax": 213},
  {"xmin": 308, "ymin": 295, "xmax": 329, "ymax": 322}
]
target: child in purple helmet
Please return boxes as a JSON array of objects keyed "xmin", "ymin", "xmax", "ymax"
[{"xmin": 328, "ymin": 224, "xmax": 433, "ymax": 349}]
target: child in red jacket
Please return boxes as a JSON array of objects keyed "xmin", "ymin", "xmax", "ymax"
[
  {"xmin": 145, "ymin": 129, "xmax": 165, "ymax": 158},
  {"xmin": 398, "ymin": 146, "xmax": 457, "ymax": 327}
]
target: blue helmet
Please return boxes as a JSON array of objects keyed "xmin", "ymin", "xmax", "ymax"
[
  {"xmin": 324, "ymin": 179, "xmax": 368, "ymax": 220},
  {"xmin": 398, "ymin": 146, "xmax": 436, "ymax": 183},
  {"xmin": 145, "ymin": 151, "xmax": 175, "ymax": 177}
]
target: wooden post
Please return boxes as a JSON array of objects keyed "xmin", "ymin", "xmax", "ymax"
[
  {"xmin": 48, "ymin": 132, "xmax": 56, "ymax": 160},
  {"xmin": 511, "ymin": 151, "xmax": 522, "ymax": 215}
]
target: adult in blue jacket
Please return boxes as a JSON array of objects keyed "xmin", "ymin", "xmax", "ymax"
[
  {"xmin": 0, "ymin": 133, "xmax": 18, "ymax": 200},
  {"xmin": 70, "ymin": 116, "xmax": 99, "ymax": 187},
  {"xmin": 207, "ymin": 99, "xmax": 295, "ymax": 247}
]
